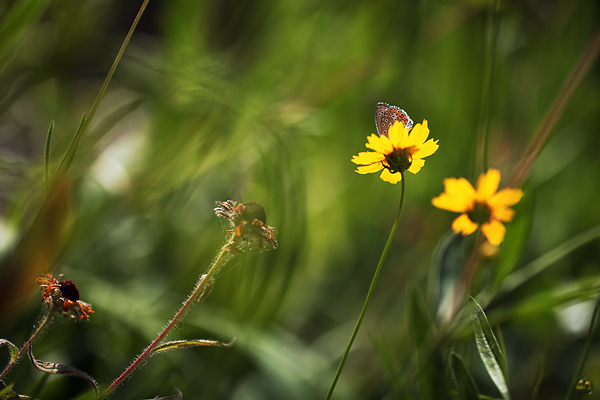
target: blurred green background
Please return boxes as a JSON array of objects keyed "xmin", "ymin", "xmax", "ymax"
[{"xmin": 0, "ymin": 0, "xmax": 599, "ymax": 399}]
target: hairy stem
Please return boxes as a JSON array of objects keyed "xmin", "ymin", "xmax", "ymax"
[
  {"xmin": 0, "ymin": 307, "xmax": 57, "ymax": 380},
  {"xmin": 96, "ymin": 247, "xmax": 233, "ymax": 400}
]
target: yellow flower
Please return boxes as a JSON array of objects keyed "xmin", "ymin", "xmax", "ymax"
[
  {"xmin": 351, "ymin": 120, "xmax": 439, "ymax": 184},
  {"xmin": 431, "ymin": 168, "xmax": 524, "ymax": 246}
]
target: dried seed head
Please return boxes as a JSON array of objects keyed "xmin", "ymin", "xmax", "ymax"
[{"xmin": 214, "ymin": 200, "xmax": 278, "ymax": 251}]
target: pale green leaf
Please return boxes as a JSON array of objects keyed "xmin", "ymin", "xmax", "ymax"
[
  {"xmin": 152, "ymin": 338, "xmax": 236, "ymax": 355},
  {"xmin": 0, "ymin": 339, "xmax": 18, "ymax": 366},
  {"xmin": 27, "ymin": 345, "xmax": 97, "ymax": 393},
  {"xmin": 469, "ymin": 297, "xmax": 510, "ymax": 400}
]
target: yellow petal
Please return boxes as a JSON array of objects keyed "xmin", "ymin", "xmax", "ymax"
[
  {"xmin": 356, "ymin": 163, "xmax": 383, "ymax": 174},
  {"xmin": 366, "ymin": 134, "xmax": 394, "ymax": 154},
  {"xmin": 444, "ymin": 177, "xmax": 477, "ymax": 203},
  {"xmin": 476, "ymin": 168, "xmax": 501, "ymax": 200},
  {"xmin": 481, "ymin": 220, "xmax": 506, "ymax": 246},
  {"xmin": 451, "ymin": 214, "xmax": 479, "ymax": 236},
  {"xmin": 432, "ymin": 193, "xmax": 472, "ymax": 213},
  {"xmin": 352, "ymin": 151, "xmax": 385, "ymax": 165},
  {"xmin": 407, "ymin": 158, "xmax": 425, "ymax": 174},
  {"xmin": 407, "ymin": 120, "xmax": 429, "ymax": 147},
  {"xmin": 489, "ymin": 188, "xmax": 524, "ymax": 207},
  {"xmin": 380, "ymin": 168, "xmax": 402, "ymax": 184},
  {"xmin": 492, "ymin": 207, "xmax": 515, "ymax": 222},
  {"xmin": 412, "ymin": 138, "xmax": 439, "ymax": 159},
  {"xmin": 389, "ymin": 121, "xmax": 410, "ymax": 149}
]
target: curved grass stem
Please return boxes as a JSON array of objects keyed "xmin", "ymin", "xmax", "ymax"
[{"xmin": 325, "ymin": 172, "xmax": 406, "ymax": 400}]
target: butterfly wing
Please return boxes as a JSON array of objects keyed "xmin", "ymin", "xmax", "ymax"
[{"xmin": 375, "ymin": 102, "xmax": 414, "ymax": 137}]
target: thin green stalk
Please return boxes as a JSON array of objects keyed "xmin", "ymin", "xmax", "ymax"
[
  {"xmin": 53, "ymin": 0, "xmax": 150, "ymax": 181},
  {"xmin": 473, "ymin": 0, "xmax": 501, "ymax": 177},
  {"xmin": 325, "ymin": 172, "xmax": 406, "ymax": 400},
  {"xmin": 0, "ymin": 307, "xmax": 57, "ymax": 381},
  {"xmin": 564, "ymin": 290, "xmax": 600, "ymax": 400},
  {"xmin": 96, "ymin": 247, "xmax": 233, "ymax": 400}
]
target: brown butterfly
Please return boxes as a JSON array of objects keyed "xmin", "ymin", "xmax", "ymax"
[{"xmin": 375, "ymin": 102, "xmax": 413, "ymax": 137}]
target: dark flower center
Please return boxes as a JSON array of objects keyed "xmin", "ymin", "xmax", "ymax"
[
  {"xmin": 384, "ymin": 148, "xmax": 412, "ymax": 174},
  {"xmin": 59, "ymin": 280, "xmax": 80, "ymax": 302},
  {"xmin": 467, "ymin": 201, "xmax": 492, "ymax": 225}
]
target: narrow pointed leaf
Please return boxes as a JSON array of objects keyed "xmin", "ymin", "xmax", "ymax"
[
  {"xmin": 429, "ymin": 230, "xmax": 464, "ymax": 319},
  {"xmin": 530, "ymin": 355, "xmax": 544, "ymax": 400},
  {"xmin": 0, "ymin": 339, "xmax": 18, "ymax": 365},
  {"xmin": 451, "ymin": 352, "xmax": 480, "ymax": 400},
  {"xmin": 493, "ymin": 190, "xmax": 532, "ymax": 287},
  {"xmin": 151, "ymin": 338, "xmax": 236, "ymax": 355},
  {"xmin": 54, "ymin": 113, "xmax": 86, "ymax": 181},
  {"xmin": 144, "ymin": 387, "xmax": 183, "ymax": 400},
  {"xmin": 499, "ymin": 225, "xmax": 600, "ymax": 296},
  {"xmin": 44, "ymin": 120, "xmax": 54, "ymax": 195},
  {"xmin": 408, "ymin": 285, "xmax": 433, "ymax": 348},
  {"xmin": 0, "ymin": 381, "xmax": 20, "ymax": 399},
  {"xmin": 28, "ymin": 345, "xmax": 97, "ymax": 393},
  {"xmin": 469, "ymin": 297, "xmax": 510, "ymax": 400}
]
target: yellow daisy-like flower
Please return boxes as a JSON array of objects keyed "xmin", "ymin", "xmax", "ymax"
[
  {"xmin": 351, "ymin": 120, "xmax": 439, "ymax": 184},
  {"xmin": 431, "ymin": 168, "xmax": 524, "ymax": 246}
]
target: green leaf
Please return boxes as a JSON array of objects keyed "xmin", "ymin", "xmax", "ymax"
[
  {"xmin": 451, "ymin": 352, "xmax": 480, "ymax": 400},
  {"xmin": 489, "ymin": 276, "xmax": 600, "ymax": 324},
  {"xmin": 469, "ymin": 297, "xmax": 510, "ymax": 400},
  {"xmin": 530, "ymin": 355, "xmax": 544, "ymax": 400},
  {"xmin": 0, "ymin": 0, "xmax": 51, "ymax": 68},
  {"xmin": 0, "ymin": 339, "xmax": 18, "ymax": 366},
  {"xmin": 493, "ymin": 190, "xmax": 533, "ymax": 287},
  {"xmin": 408, "ymin": 285, "xmax": 433, "ymax": 348},
  {"xmin": 498, "ymin": 225, "xmax": 600, "ymax": 296},
  {"xmin": 151, "ymin": 338, "xmax": 236, "ymax": 355},
  {"xmin": 0, "ymin": 381, "xmax": 20, "ymax": 399},
  {"xmin": 429, "ymin": 230, "xmax": 464, "ymax": 319},
  {"xmin": 27, "ymin": 344, "xmax": 97, "ymax": 393}
]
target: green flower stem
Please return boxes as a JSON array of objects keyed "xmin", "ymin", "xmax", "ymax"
[
  {"xmin": 0, "ymin": 307, "xmax": 57, "ymax": 381},
  {"xmin": 325, "ymin": 172, "xmax": 406, "ymax": 400},
  {"xmin": 97, "ymin": 247, "xmax": 233, "ymax": 400},
  {"xmin": 564, "ymin": 289, "xmax": 600, "ymax": 400}
]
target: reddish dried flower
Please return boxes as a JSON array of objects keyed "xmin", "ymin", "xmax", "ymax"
[
  {"xmin": 214, "ymin": 201, "xmax": 278, "ymax": 251},
  {"xmin": 36, "ymin": 271, "xmax": 94, "ymax": 321}
]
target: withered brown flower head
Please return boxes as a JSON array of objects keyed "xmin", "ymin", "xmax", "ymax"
[
  {"xmin": 214, "ymin": 200, "xmax": 278, "ymax": 251},
  {"xmin": 36, "ymin": 271, "xmax": 94, "ymax": 321}
]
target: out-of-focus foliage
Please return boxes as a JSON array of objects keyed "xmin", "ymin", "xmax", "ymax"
[{"xmin": 0, "ymin": 0, "xmax": 599, "ymax": 399}]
